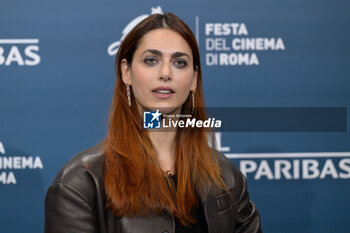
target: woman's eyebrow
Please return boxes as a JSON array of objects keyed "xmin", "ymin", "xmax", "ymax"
[
  {"xmin": 172, "ymin": 51, "xmax": 190, "ymax": 59},
  {"xmin": 142, "ymin": 49, "xmax": 162, "ymax": 56},
  {"xmin": 142, "ymin": 49, "xmax": 190, "ymax": 59}
]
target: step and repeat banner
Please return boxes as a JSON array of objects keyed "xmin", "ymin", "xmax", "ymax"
[{"xmin": 1, "ymin": 0, "xmax": 349, "ymax": 232}]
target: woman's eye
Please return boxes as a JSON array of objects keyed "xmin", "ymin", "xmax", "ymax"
[
  {"xmin": 144, "ymin": 57, "xmax": 158, "ymax": 65},
  {"xmin": 174, "ymin": 60, "xmax": 187, "ymax": 68}
]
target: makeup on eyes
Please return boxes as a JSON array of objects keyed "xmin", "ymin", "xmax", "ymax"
[{"xmin": 143, "ymin": 55, "xmax": 188, "ymax": 69}]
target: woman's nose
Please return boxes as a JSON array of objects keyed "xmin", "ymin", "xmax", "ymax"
[{"xmin": 159, "ymin": 62, "xmax": 172, "ymax": 81}]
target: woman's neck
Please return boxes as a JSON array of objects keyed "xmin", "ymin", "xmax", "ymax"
[{"xmin": 148, "ymin": 130, "xmax": 177, "ymax": 174}]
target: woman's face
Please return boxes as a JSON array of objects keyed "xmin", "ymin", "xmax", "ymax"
[{"xmin": 121, "ymin": 28, "xmax": 197, "ymax": 114}]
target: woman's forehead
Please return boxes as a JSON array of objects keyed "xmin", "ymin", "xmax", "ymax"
[{"xmin": 135, "ymin": 28, "xmax": 192, "ymax": 57}]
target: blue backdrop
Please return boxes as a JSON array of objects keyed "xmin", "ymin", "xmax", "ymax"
[{"xmin": 1, "ymin": 0, "xmax": 349, "ymax": 232}]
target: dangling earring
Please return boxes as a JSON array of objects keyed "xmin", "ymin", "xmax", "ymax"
[
  {"xmin": 126, "ymin": 84, "xmax": 131, "ymax": 107},
  {"xmin": 191, "ymin": 90, "xmax": 195, "ymax": 114}
]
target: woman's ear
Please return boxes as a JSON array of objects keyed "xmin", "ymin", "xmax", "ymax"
[{"xmin": 121, "ymin": 59, "xmax": 132, "ymax": 85}]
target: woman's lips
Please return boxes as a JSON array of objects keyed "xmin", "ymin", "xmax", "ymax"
[{"xmin": 152, "ymin": 86, "xmax": 175, "ymax": 99}]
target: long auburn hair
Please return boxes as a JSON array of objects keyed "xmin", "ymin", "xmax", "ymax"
[{"xmin": 104, "ymin": 12, "xmax": 225, "ymax": 225}]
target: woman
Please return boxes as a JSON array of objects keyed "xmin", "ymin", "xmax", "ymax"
[{"xmin": 45, "ymin": 12, "xmax": 262, "ymax": 233}]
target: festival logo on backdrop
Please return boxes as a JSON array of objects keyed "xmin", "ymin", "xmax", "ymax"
[
  {"xmin": 0, "ymin": 38, "xmax": 40, "ymax": 66},
  {"xmin": 0, "ymin": 141, "xmax": 44, "ymax": 185},
  {"xmin": 106, "ymin": 7, "xmax": 286, "ymax": 66},
  {"xmin": 107, "ymin": 6, "xmax": 164, "ymax": 56},
  {"xmin": 204, "ymin": 23, "xmax": 285, "ymax": 66}
]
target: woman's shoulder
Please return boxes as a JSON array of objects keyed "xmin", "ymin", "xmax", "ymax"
[
  {"xmin": 215, "ymin": 150, "xmax": 240, "ymax": 173},
  {"xmin": 214, "ymin": 150, "xmax": 246, "ymax": 191},
  {"xmin": 45, "ymin": 143, "xmax": 106, "ymax": 231},
  {"xmin": 53, "ymin": 143, "xmax": 105, "ymax": 183},
  {"xmin": 48, "ymin": 143, "xmax": 105, "ymax": 202}
]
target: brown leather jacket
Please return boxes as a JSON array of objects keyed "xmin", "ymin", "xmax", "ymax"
[{"xmin": 44, "ymin": 144, "xmax": 262, "ymax": 233}]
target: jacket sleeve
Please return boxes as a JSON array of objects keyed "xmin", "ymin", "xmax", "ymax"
[
  {"xmin": 44, "ymin": 182, "xmax": 98, "ymax": 233},
  {"xmin": 235, "ymin": 170, "xmax": 262, "ymax": 233}
]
